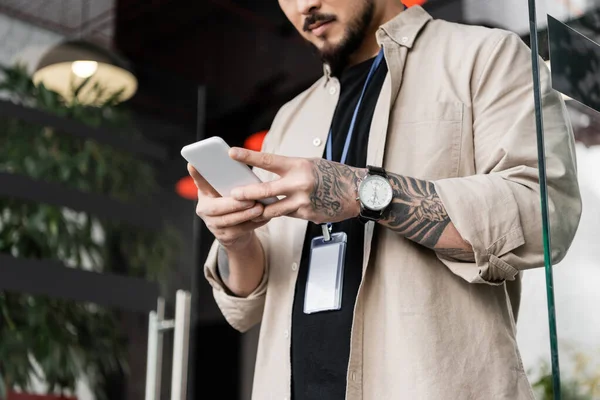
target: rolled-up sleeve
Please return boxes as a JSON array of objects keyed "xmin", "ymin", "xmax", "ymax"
[
  {"xmin": 204, "ymin": 227, "xmax": 271, "ymax": 332},
  {"xmin": 434, "ymin": 32, "xmax": 582, "ymax": 285}
]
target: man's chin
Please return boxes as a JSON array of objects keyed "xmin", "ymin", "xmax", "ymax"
[
  {"xmin": 315, "ymin": 40, "xmax": 338, "ymax": 54},
  {"xmin": 318, "ymin": 43, "xmax": 343, "ymax": 62},
  {"xmin": 319, "ymin": 47, "xmax": 346, "ymax": 68},
  {"xmin": 309, "ymin": 35, "xmax": 352, "ymax": 75}
]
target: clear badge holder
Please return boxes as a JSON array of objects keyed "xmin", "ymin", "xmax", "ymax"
[{"xmin": 303, "ymin": 230, "xmax": 348, "ymax": 314}]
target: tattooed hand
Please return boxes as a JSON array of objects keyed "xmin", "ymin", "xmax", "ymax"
[{"xmin": 228, "ymin": 148, "xmax": 366, "ymax": 224}]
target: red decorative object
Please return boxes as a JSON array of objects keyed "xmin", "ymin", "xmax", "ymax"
[
  {"xmin": 7, "ymin": 392, "xmax": 76, "ymax": 400},
  {"xmin": 403, "ymin": 0, "xmax": 427, "ymax": 6},
  {"xmin": 176, "ymin": 175, "xmax": 198, "ymax": 200},
  {"xmin": 244, "ymin": 130, "xmax": 268, "ymax": 152}
]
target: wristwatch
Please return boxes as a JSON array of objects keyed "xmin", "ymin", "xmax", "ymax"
[{"xmin": 357, "ymin": 165, "xmax": 394, "ymax": 223}]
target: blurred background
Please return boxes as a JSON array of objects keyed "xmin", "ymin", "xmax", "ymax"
[{"xmin": 0, "ymin": 0, "xmax": 598, "ymax": 399}]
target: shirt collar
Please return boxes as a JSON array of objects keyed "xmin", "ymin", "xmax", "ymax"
[{"xmin": 323, "ymin": 6, "xmax": 433, "ymax": 81}]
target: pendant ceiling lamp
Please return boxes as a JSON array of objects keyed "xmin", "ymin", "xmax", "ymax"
[{"xmin": 32, "ymin": 40, "xmax": 138, "ymax": 105}]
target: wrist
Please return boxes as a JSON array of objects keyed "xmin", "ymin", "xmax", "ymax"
[
  {"xmin": 353, "ymin": 168, "xmax": 368, "ymax": 218},
  {"xmin": 221, "ymin": 231, "xmax": 258, "ymax": 255},
  {"xmin": 221, "ymin": 232, "xmax": 265, "ymax": 297},
  {"xmin": 356, "ymin": 166, "xmax": 394, "ymax": 223}
]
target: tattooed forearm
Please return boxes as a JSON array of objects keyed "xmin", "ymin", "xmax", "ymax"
[
  {"xmin": 381, "ymin": 174, "xmax": 450, "ymax": 248},
  {"xmin": 309, "ymin": 159, "xmax": 366, "ymax": 220},
  {"xmin": 381, "ymin": 173, "xmax": 474, "ymax": 257},
  {"xmin": 379, "ymin": 173, "xmax": 474, "ymax": 258}
]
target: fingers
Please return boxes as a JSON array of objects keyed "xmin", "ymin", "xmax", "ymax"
[
  {"xmin": 230, "ymin": 179, "xmax": 292, "ymax": 202},
  {"xmin": 213, "ymin": 220, "xmax": 270, "ymax": 247},
  {"xmin": 187, "ymin": 163, "xmax": 219, "ymax": 197},
  {"xmin": 203, "ymin": 203, "xmax": 265, "ymax": 229},
  {"xmin": 196, "ymin": 196, "xmax": 256, "ymax": 217},
  {"xmin": 258, "ymin": 198, "xmax": 301, "ymax": 221},
  {"xmin": 229, "ymin": 147, "xmax": 293, "ymax": 174}
]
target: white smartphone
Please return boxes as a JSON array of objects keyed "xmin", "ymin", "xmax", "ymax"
[{"xmin": 181, "ymin": 136, "xmax": 278, "ymax": 205}]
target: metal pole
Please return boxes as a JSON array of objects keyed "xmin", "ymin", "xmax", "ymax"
[
  {"xmin": 527, "ymin": 1, "xmax": 561, "ymax": 398},
  {"xmin": 145, "ymin": 298, "xmax": 166, "ymax": 400},
  {"xmin": 145, "ymin": 311, "xmax": 158, "ymax": 400},
  {"xmin": 171, "ymin": 290, "xmax": 192, "ymax": 400}
]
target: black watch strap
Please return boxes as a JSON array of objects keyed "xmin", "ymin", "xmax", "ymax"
[
  {"xmin": 367, "ymin": 165, "xmax": 387, "ymax": 177},
  {"xmin": 358, "ymin": 208, "xmax": 382, "ymax": 224}
]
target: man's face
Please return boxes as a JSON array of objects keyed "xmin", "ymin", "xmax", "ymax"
[{"xmin": 279, "ymin": 0, "xmax": 376, "ymax": 74}]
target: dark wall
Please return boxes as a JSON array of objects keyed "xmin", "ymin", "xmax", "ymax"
[{"xmin": 424, "ymin": 0, "xmax": 464, "ymax": 22}]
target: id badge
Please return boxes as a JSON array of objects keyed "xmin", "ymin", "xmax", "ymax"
[{"xmin": 304, "ymin": 231, "xmax": 347, "ymax": 314}]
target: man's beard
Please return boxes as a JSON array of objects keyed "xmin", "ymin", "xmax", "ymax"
[{"xmin": 314, "ymin": 0, "xmax": 375, "ymax": 76}]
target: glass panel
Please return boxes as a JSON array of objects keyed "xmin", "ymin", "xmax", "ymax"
[
  {"xmin": 520, "ymin": 3, "xmax": 600, "ymax": 399},
  {"xmin": 465, "ymin": 2, "xmax": 600, "ymax": 398}
]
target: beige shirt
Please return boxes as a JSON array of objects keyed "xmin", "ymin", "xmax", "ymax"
[{"xmin": 204, "ymin": 6, "xmax": 582, "ymax": 400}]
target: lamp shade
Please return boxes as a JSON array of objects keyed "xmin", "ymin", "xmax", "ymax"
[{"xmin": 33, "ymin": 40, "xmax": 138, "ymax": 105}]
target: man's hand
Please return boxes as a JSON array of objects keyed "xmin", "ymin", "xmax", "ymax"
[
  {"xmin": 188, "ymin": 163, "xmax": 268, "ymax": 251},
  {"xmin": 228, "ymin": 148, "xmax": 367, "ymax": 225}
]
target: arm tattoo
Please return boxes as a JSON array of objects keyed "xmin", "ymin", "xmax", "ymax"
[
  {"xmin": 435, "ymin": 248, "xmax": 476, "ymax": 262},
  {"xmin": 308, "ymin": 159, "xmax": 365, "ymax": 219},
  {"xmin": 307, "ymin": 160, "xmax": 474, "ymax": 260},
  {"xmin": 382, "ymin": 174, "xmax": 451, "ymax": 249},
  {"xmin": 380, "ymin": 173, "xmax": 475, "ymax": 259},
  {"xmin": 217, "ymin": 245, "xmax": 230, "ymax": 282}
]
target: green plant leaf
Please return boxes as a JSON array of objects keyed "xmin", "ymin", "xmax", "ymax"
[
  {"xmin": 37, "ymin": 83, "xmax": 56, "ymax": 110},
  {"xmin": 0, "ymin": 62, "xmax": 181, "ymax": 398},
  {"xmin": 72, "ymin": 76, "xmax": 92, "ymax": 99}
]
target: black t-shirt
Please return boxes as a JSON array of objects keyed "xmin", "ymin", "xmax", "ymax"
[{"xmin": 291, "ymin": 56, "xmax": 388, "ymax": 400}]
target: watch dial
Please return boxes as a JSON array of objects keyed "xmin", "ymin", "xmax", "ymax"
[{"xmin": 359, "ymin": 176, "xmax": 393, "ymax": 211}]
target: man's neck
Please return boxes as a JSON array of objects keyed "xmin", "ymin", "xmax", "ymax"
[{"xmin": 348, "ymin": 3, "xmax": 405, "ymax": 67}]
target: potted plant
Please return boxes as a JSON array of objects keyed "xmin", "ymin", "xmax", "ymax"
[{"xmin": 0, "ymin": 64, "xmax": 179, "ymax": 399}]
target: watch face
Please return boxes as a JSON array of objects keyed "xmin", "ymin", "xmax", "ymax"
[{"xmin": 359, "ymin": 175, "xmax": 394, "ymax": 211}]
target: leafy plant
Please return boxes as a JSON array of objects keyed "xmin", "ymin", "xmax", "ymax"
[
  {"xmin": 0, "ymin": 64, "xmax": 180, "ymax": 398},
  {"xmin": 530, "ymin": 348, "xmax": 600, "ymax": 400}
]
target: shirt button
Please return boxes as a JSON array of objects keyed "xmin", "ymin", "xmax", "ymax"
[
  {"xmin": 284, "ymin": 329, "xmax": 289, "ymax": 338},
  {"xmin": 401, "ymin": 36, "xmax": 408, "ymax": 44},
  {"xmin": 351, "ymin": 371, "xmax": 357, "ymax": 381},
  {"xmin": 291, "ymin": 262, "xmax": 298, "ymax": 271},
  {"xmin": 329, "ymin": 86, "xmax": 337, "ymax": 95},
  {"xmin": 312, "ymin": 138, "xmax": 322, "ymax": 147}
]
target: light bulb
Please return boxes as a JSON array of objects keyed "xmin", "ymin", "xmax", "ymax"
[{"xmin": 71, "ymin": 61, "xmax": 98, "ymax": 78}]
